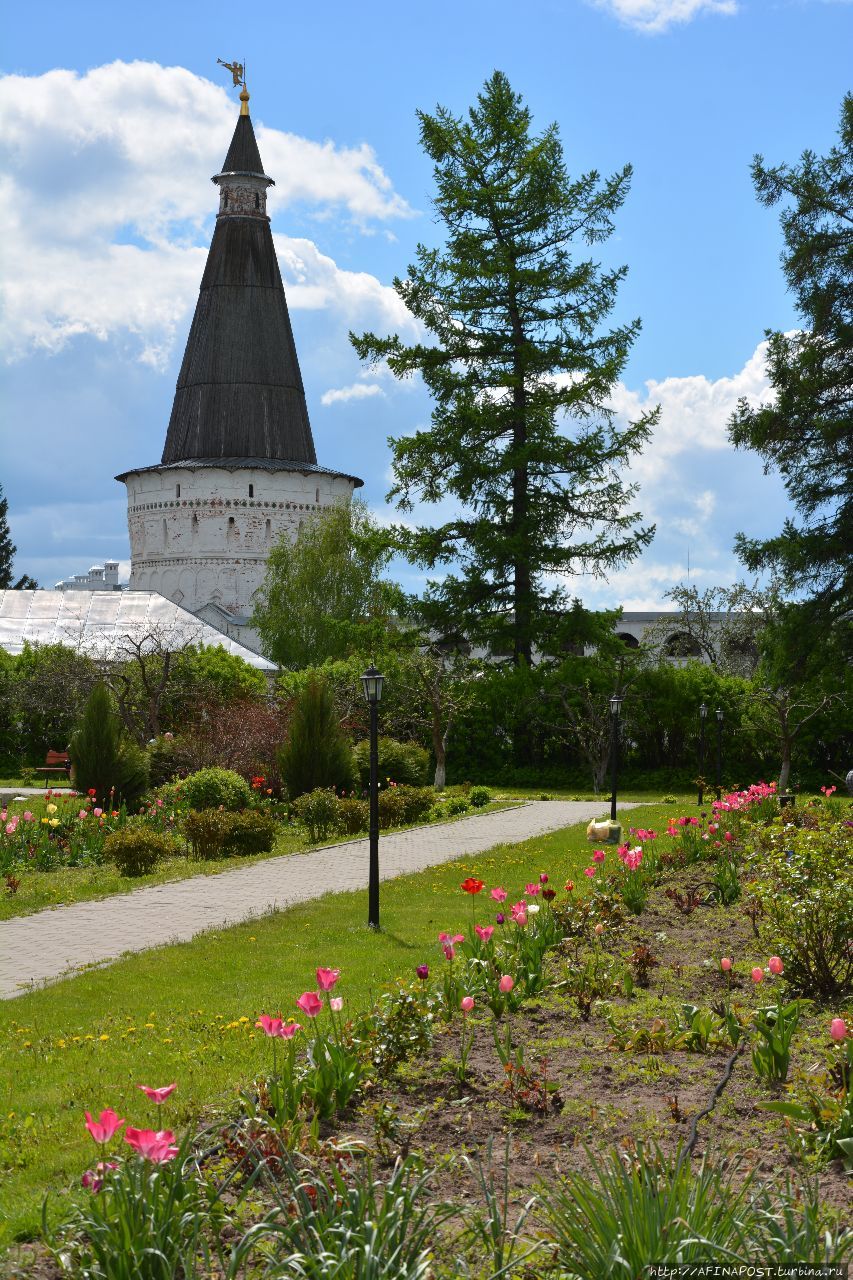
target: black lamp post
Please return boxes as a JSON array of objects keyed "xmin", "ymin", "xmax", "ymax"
[
  {"xmin": 609, "ymin": 693, "xmax": 623, "ymax": 823},
  {"xmin": 698, "ymin": 702, "xmax": 707, "ymax": 807},
  {"xmin": 360, "ymin": 664, "xmax": 384, "ymax": 930},
  {"xmin": 715, "ymin": 707, "xmax": 724, "ymax": 801}
]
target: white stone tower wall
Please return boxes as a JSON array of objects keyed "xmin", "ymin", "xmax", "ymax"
[{"xmin": 125, "ymin": 466, "xmax": 356, "ymax": 614}]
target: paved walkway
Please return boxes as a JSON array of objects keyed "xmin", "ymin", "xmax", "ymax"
[{"xmin": 0, "ymin": 801, "xmax": 635, "ymax": 1000}]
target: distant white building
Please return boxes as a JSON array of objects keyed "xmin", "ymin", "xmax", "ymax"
[{"xmin": 55, "ymin": 561, "xmax": 122, "ymax": 593}]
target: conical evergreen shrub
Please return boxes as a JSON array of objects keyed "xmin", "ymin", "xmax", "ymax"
[
  {"xmin": 279, "ymin": 676, "xmax": 355, "ymax": 799},
  {"xmin": 70, "ymin": 682, "xmax": 149, "ymax": 810}
]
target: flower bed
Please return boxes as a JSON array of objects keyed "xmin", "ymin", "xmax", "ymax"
[{"xmin": 14, "ymin": 784, "xmax": 852, "ymax": 1276}]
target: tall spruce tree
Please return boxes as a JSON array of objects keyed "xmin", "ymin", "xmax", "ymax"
[
  {"xmin": 729, "ymin": 93, "xmax": 853, "ymax": 622},
  {"xmin": 352, "ymin": 72, "xmax": 656, "ymax": 666},
  {"xmin": 0, "ymin": 484, "xmax": 37, "ymax": 589}
]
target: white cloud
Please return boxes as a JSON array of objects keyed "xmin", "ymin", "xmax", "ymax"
[
  {"xmin": 588, "ymin": 0, "xmax": 737, "ymax": 33},
  {"xmin": 321, "ymin": 381, "xmax": 385, "ymax": 406},
  {"xmin": 0, "ymin": 61, "xmax": 415, "ymax": 366}
]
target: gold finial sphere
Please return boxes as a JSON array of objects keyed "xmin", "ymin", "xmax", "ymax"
[{"xmin": 239, "ymin": 86, "xmax": 250, "ymax": 116}]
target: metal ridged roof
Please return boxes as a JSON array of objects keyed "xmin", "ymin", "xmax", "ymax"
[{"xmin": 0, "ymin": 591, "xmax": 276, "ymax": 670}]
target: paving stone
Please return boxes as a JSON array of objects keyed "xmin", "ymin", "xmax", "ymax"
[{"xmin": 0, "ymin": 801, "xmax": 636, "ymax": 999}]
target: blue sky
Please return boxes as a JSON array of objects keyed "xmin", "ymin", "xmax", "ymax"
[{"xmin": 2, "ymin": 0, "xmax": 851, "ymax": 606}]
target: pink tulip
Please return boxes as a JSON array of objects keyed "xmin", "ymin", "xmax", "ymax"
[
  {"xmin": 720, "ymin": 957, "xmax": 732, "ymax": 972},
  {"xmin": 768, "ymin": 956, "xmax": 784, "ymax": 976},
  {"xmin": 830, "ymin": 1018, "xmax": 848, "ymax": 1042},
  {"xmin": 439, "ymin": 932, "xmax": 464, "ymax": 945},
  {"xmin": 78, "ymin": 809, "xmax": 88, "ymax": 819},
  {"xmin": 316, "ymin": 967, "xmax": 340, "ymax": 991},
  {"xmin": 594, "ymin": 923, "xmax": 604, "ymax": 936},
  {"xmin": 296, "ymin": 992, "xmax": 323, "ymax": 1018},
  {"xmin": 592, "ymin": 849, "xmax": 606, "ymax": 863},
  {"xmin": 85, "ymin": 1108, "xmax": 126, "ymax": 1145},
  {"xmin": 138, "ymin": 1083, "xmax": 177, "ymax": 1104},
  {"xmin": 460, "ymin": 995, "xmax": 475, "ymax": 1013},
  {"xmin": 23, "ymin": 810, "xmax": 33, "ymax": 821},
  {"xmin": 124, "ymin": 1127, "xmax": 179, "ymax": 1163},
  {"xmin": 751, "ymin": 967, "xmax": 764, "ymax": 983},
  {"xmin": 583, "ymin": 866, "xmax": 597, "ymax": 878},
  {"xmin": 4, "ymin": 822, "xmax": 15, "ymax": 835},
  {"xmin": 524, "ymin": 883, "xmax": 540, "ymax": 896},
  {"xmin": 510, "ymin": 901, "xmax": 527, "ymax": 924},
  {"xmin": 539, "ymin": 872, "xmax": 549, "ymax": 884},
  {"xmin": 442, "ymin": 943, "xmax": 457, "ymax": 960},
  {"xmin": 498, "ymin": 975, "xmax": 514, "ymax": 993},
  {"xmin": 475, "ymin": 925, "xmax": 494, "ymax": 943},
  {"xmin": 329, "ymin": 996, "xmax": 343, "ymax": 1012},
  {"xmin": 81, "ymin": 1161, "xmax": 118, "ymax": 1193},
  {"xmin": 93, "ymin": 807, "xmax": 103, "ymax": 817},
  {"xmin": 490, "ymin": 887, "xmax": 508, "ymax": 902}
]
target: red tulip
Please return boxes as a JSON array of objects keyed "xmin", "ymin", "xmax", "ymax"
[
  {"xmin": 296, "ymin": 992, "xmax": 323, "ymax": 1018},
  {"xmin": 768, "ymin": 956, "xmax": 784, "ymax": 976},
  {"xmin": 751, "ymin": 967, "xmax": 764, "ymax": 983},
  {"xmin": 316, "ymin": 967, "xmax": 340, "ymax": 991},
  {"xmin": 124, "ymin": 1127, "xmax": 179, "ymax": 1163},
  {"xmin": 720, "ymin": 957, "xmax": 732, "ymax": 972},
  {"xmin": 461, "ymin": 878, "xmax": 485, "ymax": 895},
  {"xmin": 137, "ymin": 1083, "xmax": 177, "ymax": 1104},
  {"xmin": 85, "ymin": 1108, "xmax": 125, "ymax": 1145}
]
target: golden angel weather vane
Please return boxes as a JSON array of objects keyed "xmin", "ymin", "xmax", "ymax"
[{"xmin": 217, "ymin": 58, "xmax": 246, "ymax": 89}]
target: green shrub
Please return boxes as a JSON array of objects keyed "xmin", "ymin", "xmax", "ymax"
[
  {"xmin": 146, "ymin": 735, "xmax": 191, "ymax": 788},
  {"xmin": 293, "ymin": 788, "xmax": 342, "ymax": 842},
  {"xmin": 338, "ymin": 796, "xmax": 369, "ymax": 835},
  {"xmin": 468, "ymin": 785, "xmax": 491, "ymax": 808},
  {"xmin": 279, "ymin": 678, "xmax": 355, "ymax": 799},
  {"xmin": 353, "ymin": 738, "xmax": 429, "ymax": 789},
  {"xmin": 222, "ymin": 810, "xmax": 277, "ymax": 856},
  {"xmin": 184, "ymin": 809, "xmax": 231, "ymax": 859},
  {"xmin": 181, "ymin": 767, "xmax": 251, "ymax": 811},
  {"xmin": 70, "ymin": 683, "xmax": 150, "ymax": 810},
  {"xmin": 751, "ymin": 820, "xmax": 853, "ymax": 998},
  {"xmin": 104, "ymin": 825, "xmax": 179, "ymax": 876},
  {"xmin": 445, "ymin": 796, "xmax": 469, "ymax": 816}
]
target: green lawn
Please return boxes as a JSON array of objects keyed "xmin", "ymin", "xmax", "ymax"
[
  {"xmin": 0, "ymin": 797, "xmax": 516, "ymax": 921},
  {"xmin": 0, "ymin": 802, "xmax": 674, "ymax": 1243}
]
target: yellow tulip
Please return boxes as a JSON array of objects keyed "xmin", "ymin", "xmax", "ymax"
[
  {"xmin": 46, "ymin": 803, "xmax": 58, "ymax": 815},
  {"xmin": 48, "ymin": 818, "xmax": 60, "ymax": 828}
]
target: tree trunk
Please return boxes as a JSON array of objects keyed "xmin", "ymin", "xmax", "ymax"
[
  {"xmin": 778, "ymin": 743, "xmax": 792, "ymax": 793},
  {"xmin": 432, "ymin": 713, "xmax": 447, "ymax": 791}
]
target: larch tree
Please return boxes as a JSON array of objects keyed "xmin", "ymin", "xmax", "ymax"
[
  {"xmin": 351, "ymin": 71, "xmax": 657, "ymax": 668},
  {"xmin": 729, "ymin": 92, "xmax": 853, "ymax": 623}
]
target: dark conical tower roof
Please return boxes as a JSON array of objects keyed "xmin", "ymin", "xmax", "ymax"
[
  {"xmin": 221, "ymin": 111, "xmax": 265, "ymax": 175},
  {"xmin": 159, "ymin": 97, "xmax": 317, "ymax": 467}
]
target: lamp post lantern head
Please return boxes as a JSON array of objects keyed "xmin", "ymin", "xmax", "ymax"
[
  {"xmin": 716, "ymin": 707, "xmax": 724, "ymax": 723},
  {"xmin": 700, "ymin": 702, "xmax": 707, "ymax": 720},
  {"xmin": 609, "ymin": 693, "xmax": 624, "ymax": 718},
  {"xmin": 361, "ymin": 665, "xmax": 385, "ymax": 705}
]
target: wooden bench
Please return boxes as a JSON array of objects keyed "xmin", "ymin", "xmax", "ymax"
[{"xmin": 35, "ymin": 750, "xmax": 71, "ymax": 781}]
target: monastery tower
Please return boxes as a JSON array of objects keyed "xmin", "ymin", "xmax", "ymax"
[{"xmin": 117, "ymin": 84, "xmax": 362, "ymax": 646}]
